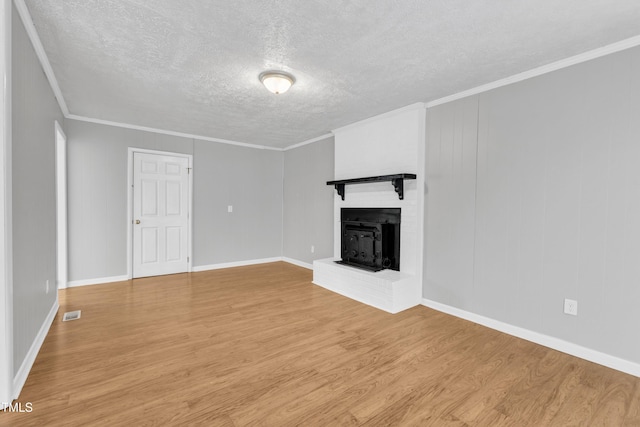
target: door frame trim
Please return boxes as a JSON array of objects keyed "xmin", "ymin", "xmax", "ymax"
[
  {"xmin": 126, "ymin": 148, "xmax": 193, "ymax": 279},
  {"xmin": 55, "ymin": 120, "xmax": 67, "ymax": 290}
]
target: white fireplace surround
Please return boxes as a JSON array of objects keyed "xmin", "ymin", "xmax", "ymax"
[{"xmin": 313, "ymin": 105, "xmax": 425, "ymax": 314}]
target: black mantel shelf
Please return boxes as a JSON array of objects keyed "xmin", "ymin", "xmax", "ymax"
[{"xmin": 327, "ymin": 173, "xmax": 417, "ymax": 200}]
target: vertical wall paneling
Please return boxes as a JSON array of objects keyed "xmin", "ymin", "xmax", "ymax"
[
  {"xmin": 11, "ymin": 3, "xmax": 62, "ymax": 381},
  {"xmin": 424, "ymin": 96, "xmax": 478, "ymax": 310},
  {"xmin": 425, "ymin": 45, "xmax": 640, "ymax": 366},
  {"xmin": 0, "ymin": 0, "xmax": 13, "ymax": 405}
]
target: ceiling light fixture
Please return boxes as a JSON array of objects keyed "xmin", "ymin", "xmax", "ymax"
[{"xmin": 259, "ymin": 71, "xmax": 295, "ymax": 94}]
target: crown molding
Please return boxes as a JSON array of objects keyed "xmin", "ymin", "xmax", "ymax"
[
  {"xmin": 66, "ymin": 115, "xmax": 283, "ymax": 151},
  {"xmin": 425, "ymin": 34, "xmax": 640, "ymax": 108},
  {"xmin": 283, "ymin": 133, "xmax": 334, "ymax": 151},
  {"xmin": 16, "ymin": 0, "xmax": 640, "ymax": 152},
  {"xmin": 15, "ymin": 0, "xmax": 283, "ymax": 152},
  {"xmin": 13, "ymin": 0, "xmax": 69, "ymax": 116},
  {"xmin": 332, "ymin": 102, "xmax": 426, "ymax": 135}
]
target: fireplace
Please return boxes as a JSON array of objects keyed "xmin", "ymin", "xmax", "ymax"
[{"xmin": 338, "ymin": 208, "xmax": 400, "ymax": 272}]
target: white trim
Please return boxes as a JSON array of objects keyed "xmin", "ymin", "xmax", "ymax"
[
  {"xmin": 13, "ymin": 0, "xmax": 69, "ymax": 116},
  {"xmin": 12, "ymin": 299, "xmax": 58, "ymax": 399},
  {"xmin": 280, "ymin": 153, "xmax": 285, "ymax": 258},
  {"xmin": 55, "ymin": 121, "xmax": 67, "ymax": 290},
  {"xmin": 192, "ymin": 257, "xmax": 283, "ymax": 272},
  {"xmin": 49, "ymin": 33, "xmax": 640, "ymax": 154},
  {"xmin": 425, "ymin": 34, "xmax": 640, "ymax": 109},
  {"xmin": 281, "ymin": 257, "xmax": 313, "ymax": 270},
  {"xmin": 126, "ymin": 149, "xmax": 133, "ymax": 280},
  {"xmin": 283, "ymin": 133, "xmax": 333, "ymax": 151},
  {"xmin": 332, "ymin": 103, "xmax": 426, "ymax": 135},
  {"xmin": 187, "ymin": 154, "xmax": 193, "ymax": 274},
  {"xmin": 0, "ymin": 0, "xmax": 13, "ymax": 407},
  {"xmin": 68, "ymin": 258, "xmax": 306, "ymax": 282},
  {"xmin": 67, "ymin": 115, "xmax": 282, "ymax": 151},
  {"xmin": 66, "ymin": 275, "xmax": 129, "ymax": 288},
  {"xmin": 15, "ymin": 0, "xmax": 640, "ymax": 155},
  {"xmin": 416, "ymin": 109, "xmax": 426, "ymax": 300},
  {"xmin": 422, "ymin": 298, "xmax": 640, "ymax": 378},
  {"xmin": 127, "ymin": 148, "xmax": 193, "ymax": 279}
]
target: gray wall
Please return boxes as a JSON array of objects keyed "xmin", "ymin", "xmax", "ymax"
[
  {"xmin": 66, "ymin": 120, "xmax": 284, "ymax": 280},
  {"xmin": 424, "ymin": 46, "xmax": 640, "ymax": 364},
  {"xmin": 424, "ymin": 96, "xmax": 478, "ymax": 310},
  {"xmin": 11, "ymin": 5, "xmax": 63, "ymax": 375},
  {"xmin": 192, "ymin": 140, "xmax": 283, "ymax": 266},
  {"xmin": 283, "ymin": 137, "xmax": 335, "ymax": 265},
  {"xmin": 66, "ymin": 120, "xmax": 193, "ymax": 281}
]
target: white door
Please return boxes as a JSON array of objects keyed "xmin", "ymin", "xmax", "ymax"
[{"xmin": 132, "ymin": 152, "xmax": 190, "ymax": 278}]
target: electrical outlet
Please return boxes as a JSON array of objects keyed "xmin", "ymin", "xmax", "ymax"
[
  {"xmin": 227, "ymin": 205, "xmax": 233, "ymax": 213},
  {"xmin": 311, "ymin": 245, "xmax": 315, "ymax": 253},
  {"xmin": 45, "ymin": 279, "xmax": 49, "ymax": 294},
  {"xmin": 564, "ymin": 298, "xmax": 578, "ymax": 316}
]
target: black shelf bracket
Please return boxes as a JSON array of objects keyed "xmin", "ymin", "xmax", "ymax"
[
  {"xmin": 391, "ymin": 178, "xmax": 404, "ymax": 200},
  {"xmin": 327, "ymin": 173, "xmax": 416, "ymax": 200}
]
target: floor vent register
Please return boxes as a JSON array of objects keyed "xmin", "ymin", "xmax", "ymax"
[{"xmin": 62, "ymin": 310, "xmax": 81, "ymax": 322}]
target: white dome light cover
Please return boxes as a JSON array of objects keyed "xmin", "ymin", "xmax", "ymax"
[{"xmin": 259, "ymin": 71, "xmax": 295, "ymax": 94}]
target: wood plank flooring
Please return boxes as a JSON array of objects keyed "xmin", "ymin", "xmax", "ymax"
[{"xmin": 2, "ymin": 262, "xmax": 639, "ymax": 426}]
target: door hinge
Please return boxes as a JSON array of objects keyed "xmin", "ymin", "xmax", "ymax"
[
  {"xmin": 187, "ymin": 256, "xmax": 190, "ymax": 263},
  {"xmin": 187, "ymin": 168, "xmax": 192, "ymax": 174}
]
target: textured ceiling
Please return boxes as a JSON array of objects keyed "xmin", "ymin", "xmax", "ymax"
[{"xmin": 24, "ymin": 0, "xmax": 640, "ymax": 148}]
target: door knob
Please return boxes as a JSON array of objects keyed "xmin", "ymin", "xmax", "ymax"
[{"xmin": 135, "ymin": 219, "xmax": 141, "ymax": 224}]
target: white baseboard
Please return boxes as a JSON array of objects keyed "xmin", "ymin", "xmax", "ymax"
[
  {"xmin": 281, "ymin": 257, "xmax": 313, "ymax": 270},
  {"xmin": 66, "ymin": 275, "xmax": 130, "ymax": 288},
  {"xmin": 192, "ymin": 257, "xmax": 284, "ymax": 272},
  {"xmin": 422, "ymin": 298, "xmax": 640, "ymax": 378},
  {"xmin": 66, "ymin": 258, "xmax": 310, "ymax": 286},
  {"xmin": 13, "ymin": 299, "xmax": 59, "ymax": 399}
]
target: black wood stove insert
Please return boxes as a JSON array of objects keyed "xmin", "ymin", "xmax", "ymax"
[{"xmin": 338, "ymin": 208, "xmax": 400, "ymax": 272}]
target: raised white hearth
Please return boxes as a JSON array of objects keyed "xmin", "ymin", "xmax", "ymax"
[{"xmin": 313, "ymin": 258, "xmax": 419, "ymax": 314}]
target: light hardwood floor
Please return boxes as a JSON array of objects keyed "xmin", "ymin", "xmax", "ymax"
[{"xmin": 2, "ymin": 262, "xmax": 639, "ymax": 426}]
